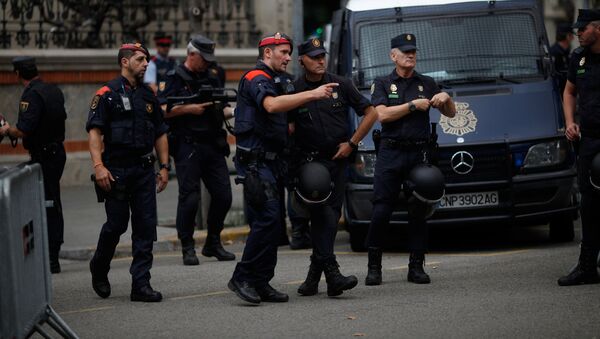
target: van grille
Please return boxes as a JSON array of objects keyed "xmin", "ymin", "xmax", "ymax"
[{"xmin": 437, "ymin": 145, "xmax": 511, "ymax": 183}]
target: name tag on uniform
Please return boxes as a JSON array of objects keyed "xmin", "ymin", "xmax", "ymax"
[
  {"xmin": 577, "ymin": 69, "xmax": 585, "ymax": 75},
  {"xmin": 121, "ymin": 95, "xmax": 132, "ymax": 111},
  {"xmin": 388, "ymin": 94, "xmax": 399, "ymax": 99}
]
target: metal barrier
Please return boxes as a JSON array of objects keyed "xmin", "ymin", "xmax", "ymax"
[{"xmin": 0, "ymin": 163, "xmax": 78, "ymax": 339}]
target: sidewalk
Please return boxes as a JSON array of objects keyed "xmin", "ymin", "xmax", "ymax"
[{"xmin": 60, "ymin": 178, "xmax": 249, "ymax": 260}]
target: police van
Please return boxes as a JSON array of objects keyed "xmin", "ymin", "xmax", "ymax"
[{"xmin": 328, "ymin": 0, "xmax": 579, "ymax": 251}]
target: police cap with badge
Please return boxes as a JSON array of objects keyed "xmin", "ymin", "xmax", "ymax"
[
  {"xmin": 391, "ymin": 33, "xmax": 418, "ymax": 52},
  {"xmin": 189, "ymin": 35, "xmax": 216, "ymax": 62},
  {"xmin": 298, "ymin": 38, "xmax": 327, "ymax": 57},
  {"xmin": 572, "ymin": 9, "xmax": 600, "ymax": 29}
]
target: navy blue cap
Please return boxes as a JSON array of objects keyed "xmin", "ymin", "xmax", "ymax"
[
  {"xmin": 556, "ymin": 23, "xmax": 574, "ymax": 34},
  {"xmin": 12, "ymin": 56, "xmax": 36, "ymax": 72},
  {"xmin": 189, "ymin": 35, "xmax": 216, "ymax": 62},
  {"xmin": 573, "ymin": 9, "xmax": 600, "ymax": 29},
  {"xmin": 298, "ymin": 38, "xmax": 327, "ymax": 57},
  {"xmin": 391, "ymin": 33, "xmax": 417, "ymax": 52}
]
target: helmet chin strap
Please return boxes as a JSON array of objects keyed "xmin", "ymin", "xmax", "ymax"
[
  {"xmin": 296, "ymin": 189, "xmax": 333, "ymax": 205},
  {"xmin": 412, "ymin": 189, "xmax": 445, "ymax": 204}
]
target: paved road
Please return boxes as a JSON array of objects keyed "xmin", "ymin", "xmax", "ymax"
[{"xmin": 43, "ymin": 223, "xmax": 600, "ymax": 338}]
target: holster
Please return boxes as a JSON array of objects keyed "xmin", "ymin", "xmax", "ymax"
[{"xmin": 90, "ymin": 174, "xmax": 129, "ymax": 202}]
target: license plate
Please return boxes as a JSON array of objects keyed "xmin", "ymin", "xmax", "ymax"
[{"xmin": 437, "ymin": 191, "xmax": 499, "ymax": 209}]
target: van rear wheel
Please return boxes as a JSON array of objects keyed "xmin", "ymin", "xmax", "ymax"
[{"xmin": 549, "ymin": 213, "xmax": 575, "ymax": 242}]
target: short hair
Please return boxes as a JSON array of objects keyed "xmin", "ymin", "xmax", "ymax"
[
  {"xmin": 18, "ymin": 66, "xmax": 38, "ymax": 80},
  {"xmin": 117, "ymin": 48, "xmax": 135, "ymax": 66}
]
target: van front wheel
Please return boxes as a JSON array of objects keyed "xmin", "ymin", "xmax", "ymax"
[{"xmin": 549, "ymin": 214, "xmax": 575, "ymax": 242}]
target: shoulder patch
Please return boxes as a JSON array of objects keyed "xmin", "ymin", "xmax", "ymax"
[
  {"xmin": 244, "ymin": 70, "xmax": 272, "ymax": 81},
  {"xmin": 19, "ymin": 101, "xmax": 29, "ymax": 113},
  {"xmin": 90, "ymin": 95, "xmax": 100, "ymax": 109},
  {"xmin": 95, "ymin": 86, "xmax": 111, "ymax": 96}
]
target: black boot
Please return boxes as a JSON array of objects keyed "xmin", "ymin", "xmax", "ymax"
[
  {"xmin": 322, "ymin": 256, "xmax": 358, "ymax": 297},
  {"xmin": 90, "ymin": 259, "xmax": 111, "ymax": 299},
  {"xmin": 558, "ymin": 245, "xmax": 600, "ymax": 286},
  {"xmin": 365, "ymin": 247, "xmax": 382, "ymax": 286},
  {"xmin": 131, "ymin": 285, "xmax": 163, "ymax": 302},
  {"xmin": 408, "ymin": 252, "xmax": 431, "ymax": 284},
  {"xmin": 202, "ymin": 234, "xmax": 236, "ymax": 261},
  {"xmin": 181, "ymin": 239, "xmax": 199, "ymax": 266},
  {"xmin": 298, "ymin": 255, "xmax": 323, "ymax": 296},
  {"xmin": 290, "ymin": 220, "xmax": 311, "ymax": 250}
]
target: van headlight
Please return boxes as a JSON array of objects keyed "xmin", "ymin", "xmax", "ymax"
[
  {"xmin": 523, "ymin": 140, "xmax": 568, "ymax": 168},
  {"xmin": 354, "ymin": 152, "xmax": 377, "ymax": 177}
]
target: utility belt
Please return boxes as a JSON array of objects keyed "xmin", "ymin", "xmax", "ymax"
[
  {"xmin": 297, "ymin": 148, "xmax": 337, "ymax": 162},
  {"xmin": 181, "ymin": 133, "xmax": 217, "ymax": 144},
  {"xmin": 382, "ymin": 138, "xmax": 428, "ymax": 150},
  {"xmin": 29, "ymin": 141, "xmax": 63, "ymax": 159},
  {"xmin": 104, "ymin": 152, "xmax": 156, "ymax": 169},
  {"xmin": 236, "ymin": 146, "xmax": 281, "ymax": 165}
]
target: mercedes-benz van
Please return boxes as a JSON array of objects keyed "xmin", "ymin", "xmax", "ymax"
[{"xmin": 328, "ymin": 0, "xmax": 579, "ymax": 251}]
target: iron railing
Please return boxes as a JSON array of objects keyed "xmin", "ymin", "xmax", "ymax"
[{"xmin": 0, "ymin": 0, "xmax": 261, "ymax": 49}]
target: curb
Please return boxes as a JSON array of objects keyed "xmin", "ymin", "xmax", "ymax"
[{"xmin": 60, "ymin": 225, "xmax": 250, "ymax": 261}]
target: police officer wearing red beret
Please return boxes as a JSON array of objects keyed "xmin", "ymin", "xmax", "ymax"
[
  {"xmin": 291, "ymin": 37, "xmax": 378, "ymax": 297},
  {"xmin": 0, "ymin": 56, "xmax": 67, "ymax": 274},
  {"xmin": 86, "ymin": 43, "xmax": 170, "ymax": 302},
  {"xmin": 228, "ymin": 32, "xmax": 339, "ymax": 304},
  {"xmin": 364, "ymin": 34, "xmax": 455, "ymax": 286},
  {"xmin": 144, "ymin": 32, "xmax": 178, "ymax": 95},
  {"xmin": 559, "ymin": 9, "xmax": 600, "ymax": 286}
]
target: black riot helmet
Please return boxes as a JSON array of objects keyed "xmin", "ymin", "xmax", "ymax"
[
  {"xmin": 295, "ymin": 162, "xmax": 333, "ymax": 205},
  {"xmin": 404, "ymin": 164, "xmax": 445, "ymax": 203},
  {"xmin": 590, "ymin": 153, "xmax": 600, "ymax": 190}
]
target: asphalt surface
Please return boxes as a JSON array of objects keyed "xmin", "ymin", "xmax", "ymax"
[{"xmin": 40, "ymin": 223, "xmax": 600, "ymax": 338}]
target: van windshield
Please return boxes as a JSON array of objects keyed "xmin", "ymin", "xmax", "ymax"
[{"xmin": 357, "ymin": 12, "xmax": 543, "ymax": 87}]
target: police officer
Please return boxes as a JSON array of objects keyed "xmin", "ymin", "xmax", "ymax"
[
  {"xmin": 364, "ymin": 34, "xmax": 456, "ymax": 286},
  {"xmin": 144, "ymin": 32, "xmax": 178, "ymax": 95},
  {"xmin": 291, "ymin": 38, "xmax": 378, "ymax": 297},
  {"xmin": 559, "ymin": 9, "xmax": 600, "ymax": 286},
  {"xmin": 0, "ymin": 57, "xmax": 67, "ymax": 274},
  {"xmin": 228, "ymin": 32, "xmax": 338, "ymax": 304},
  {"xmin": 159, "ymin": 35, "xmax": 236, "ymax": 266},
  {"xmin": 550, "ymin": 23, "xmax": 575, "ymax": 96},
  {"xmin": 86, "ymin": 43, "xmax": 170, "ymax": 302}
]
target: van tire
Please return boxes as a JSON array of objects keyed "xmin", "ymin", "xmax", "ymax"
[
  {"xmin": 549, "ymin": 214, "xmax": 575, "ymax": 242},
  {"xmin": 349, "ymin": 225, "xmax": 368, "ymax": 252}
]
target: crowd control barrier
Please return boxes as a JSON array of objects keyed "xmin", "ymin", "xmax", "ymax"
[{"xmin": 0, "ymin": 163, "xmax": 78, "ymax": 339}]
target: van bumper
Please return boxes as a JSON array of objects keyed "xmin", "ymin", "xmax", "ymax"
[{"xmin": 344, "ymin": 167, "xmax": 578, "ymax": 227}]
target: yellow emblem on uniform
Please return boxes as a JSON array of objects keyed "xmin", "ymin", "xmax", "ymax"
[
  {"xmin": 580, "ymin": 57, "xmax": 586, "ymax": 66},
  {"xmin": 439, "ymin": 102, "xmax": 478, "ymax": 136},
  {"xmin": 332, "ymin": 92, "xmax": 338, "ymax": 99},
  {"xmin": 90, "ymin": 95, "xmax": 100, "ymax": 109},
  {"xmin": 370, "ymin": 83, "xmax": 375, "ymax": 95},
  {"xmin": 146, "ymin": 103, "xmax": 153, "ymax": 113},
  {"xmin": 159, "ymin": 82, "xmax": 166, "ymax": 92},
  {"xmin": 312, "ymin": 38, "xmax": 320, "ymax": 47},
  {"xmin": 418, "ymin": 85, "xmax": 424, "ymax": 92},
  {"xmin": 407, "ymin": 35, "xmax": 412, "ymax": 41},
  {"xmin": 19, "ymin": 101, "xmax": 29, "ymax": 112},
  {"xmin": 390, "ymin": 84, "xmax": 397, "ymax": 93}
]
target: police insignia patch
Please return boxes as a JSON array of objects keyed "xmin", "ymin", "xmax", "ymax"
[
  {"xmin": 370, "ymin": 83, "xmax": 375, "ymax": 95},
  {"xmin": 439, "ymin": 101, "xmax": 478, "ymax": 137},
  {"xmin": 312, "ymin": 38, "xmax": 320, "ymax": 47},
  {"xmin": 332, "ymin": 92, "xmax": 338, "ymax": 99},
  {"xmin": 390, "ymin": 84, "xmax": 397, "ymax": 93},
  {"xmin": 407, "ymin": 34, "xmax": 412, "ymax": 41},
  {"xmin": 19, "ymin": 101, "xmax": 29, "ymax": 112},
  {"xmin": 159, "ymin": 82, "xmax": 166, "ymax": 92},
  {"xmin": 146, "ymin": 103, "xmax": 153, "ymax": 113},
  {"xmin": 211, "ymin": 68, "xmax": 218, "ymax": 75},
  {"xmin": 90, "ymin": 95, "xmax": 100, "ymax": 109},
  {"xmin": 418, "ymin": 85, "xmax": 424, "ymax": 92},
  {"xmin": 580, "ymin": 57, "xmax": 586, "ymax": 66}
]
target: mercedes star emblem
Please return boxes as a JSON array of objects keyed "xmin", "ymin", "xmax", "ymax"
[{"xmin": 451, "ymin": 151, "xmax": 474, "ymax": 174}]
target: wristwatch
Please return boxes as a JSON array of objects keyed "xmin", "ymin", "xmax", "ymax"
[
  {"xmin": 159, "ymin": 163, "xmax": 171, "ymax": 171},
  {"xmin": 348, "ymin": 139, "xmax": 359, "ymax": 150},
  {"xmin": 408, "ymin": 101, "xmax": 417, "ymax": 112}
]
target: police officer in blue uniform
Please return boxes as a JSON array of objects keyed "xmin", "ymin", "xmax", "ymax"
[
  {"xmin": 159, "ymin": 35, "xmax": 236, "ymax": 266},
  {"xmin": 549, "ymin": 23, "xmax": 575, "ymax": 96},
  {"xmin": 144, "ymin": 32, "xmax": 178, "ymax": 95},
  {"xmin": 228, "ymin": 32, "xmax": 339, "ymax": 304},
  {"xmin": 0, "ymin": 57, "xmax": 67, "ymax": 274},
  {"xmin": 364, "ymin": 34, "xmax": 456, "ymax": 286},
  {"xmin": 559, "ymin": 9, "xmax": 600, "ymax": 286},
  {"xmin": 291, "ymin": 38, "xmax": 378, "ymax": 297},
  {"xmin": 86, "ymin": 43, "xmax": 170, "ymax": 302}
]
